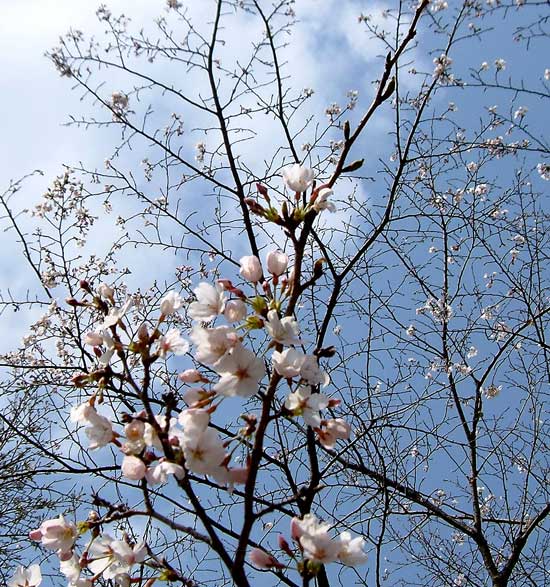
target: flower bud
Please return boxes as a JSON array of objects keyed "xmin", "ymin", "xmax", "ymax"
[
  {"xmin": 239, "ymin": 255, "xmax": 262, "ymax": 282},
  {"xmin": 224, "ymin": 299, "xmax": 247, "ymax": 323},
  {"xmin": 249, "ymin": 547, "xmax": 284, "ymax": 569},
  {"xmin": 178, "ymin": 369, "xmax": 204, "ymax": 383},
  {"xmin": 266, "ymin": 250, "xmax": 288, "ymax": 276}
]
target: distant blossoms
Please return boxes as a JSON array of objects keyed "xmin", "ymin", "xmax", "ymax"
[{"xmin": 291, "ymin": 514, "xmax": 367, "ymax": 566}]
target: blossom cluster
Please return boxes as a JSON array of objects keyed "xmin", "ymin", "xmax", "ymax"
[{"xmin": 15, "ymin": 164, "xmax": 360, "ymax": 584}]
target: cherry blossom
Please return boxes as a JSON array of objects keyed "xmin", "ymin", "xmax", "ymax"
[
  {"xmin": 337, "ymin": 532, "xmax": 368, "ymax": 566},
  {"xmin": 182, "ymin": 427, "xmax": 226, "ymax": 476},
  {"xmin": 312, "ymin": 187, "xmax": 336, "ymax": 213},
  {"xmin": 102, "ymin": 298, "xmax": 133, "ymax": 329},
  {"xmin": 159, "ymin": 290, "xmax": 184, "ymax": 315},
  {"xmin": 190, "ymin": 325, "xmax": 239, "ymax": 365},
  {"xmin": 266, "ymin": 250, "xmax": 288, "ymax": 276},
  {"xmin": 157, "ymin": 328, "xmax": 189, "ymax": 357},
  {"xmin": 70, "ymin": 403, "xmax": 114, "ymax": 450},
  {"xmin": 249, "ymin": 547, "xmax": 284, "ymax": 569},
  {"xmin": 282, "ymin": 164, "xmax": 314, "ymax": 193},
  {"xmin": 8, "ymin": 565, "xmax": 42, "ymax": 587},
  {"xmin": 239, "ymin": 255, "xmax": 262, "ymax": 282},
  {"xmin": 29, "ymin": 515, "xmax": 77, "ymax": 561},
  {"xmin": 285, "ymin": 385, "xmax": 330, "ymax": 427},
  {"xmin": 188, "ymin": 282, "xmax": 226, "ymax": 321},
  {"xmin": 224, "ymin": 299, "xmax": 247, "ymax": 323},
  {"xmin": 265, "ymin": 310, "xmax": 302, "ymax": 346},
  {"xmin": 87, "ymin": 536, "xmax": 147, "ymax": 580},
  {"xmin": 121, "ymin": 455, "xmax": 147, "ymax": 480},
  {"xmin": 317, "ymin": 418, "xmax": 351, "ymax": 449},
  {"xmin": 213, "ymin": 344, "xmax": 265, "ymax": 397},
  {"xmin": 272, "ymin": 348, "xmax": 305, "ymax": 378}
]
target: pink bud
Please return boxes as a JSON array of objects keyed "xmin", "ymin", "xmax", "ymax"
[
  {"xmin": 249, "ymin": 547, "xmax": 284, "ymax": 569},
  {"xmin": 266, "ymin": 250, "xmax": 288, "ymax": 276},
  {"xmin": 239, "ymin": 255, "xmax": 262, "ymax": 283},
  {"xmin": 278, "ymin": 535, "xmax": 293, "ymax": 556},
  {"xmin": 121, "ymin": 455, "xmax": 147, "ymax": 480},
  {"xmin": 224, "ymin": 299, "xmax": 247, "ymax": 323},
  {"xmin": 29, "ymin": 529, "xmax": 43, "ymax": 541},
  {"xmin": 227, "ymin": 467, "xmax": 249, "ymax": 485},
  {"xmin": 178, "ymin": 369, "xmax": 203, "ymax": 383}
]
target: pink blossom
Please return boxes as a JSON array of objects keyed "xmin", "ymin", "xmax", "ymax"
[
  {"xmin": 317, "ymin": 418, "xmax": 351, "ymax": 449},
  {"xmin": 272, "ymin": 348, "xmax": 305, "ymax": 378},
  {"xmin": 312, "ymin": 187, "xmax": 336, "ymax": 213},
  {"xmin": 159, "ymin": 291, "xmax": 184, "ymax": 315},
  {"xmin": 249, "ymin": 547, "xmax": 284, "ymax": 569},
  {"xmin": 265, "ymin": 310, "xmax": 302, "ymax": 346},
  {"xmin": 213, "ymin": 344, "xmax": 265, "ymax": 397},
  {"xmin": 188, "ymin": 282, "xmax": 225, "ymax": 321},
  {"xmin": 239, "ymin": 255, "xmax": 262, "ymax": 282},
  {"xmin": 84, "ymin": 331, "xmax": 103, "ymax": 346},
  {"xmin": 285, "ymin": 386, "xmax": 330, "ymax": 428},
  {"xmin": 190, "ymin": 325, "xmax": 239, "ymax": 366},
  {"xmin": 29, "ymin": 515, "xmax": 77, "ymax": 561},
  {"xmin": 282, "ymin": 164, "xmax": 314, "ymax": 193},
  {"xmin": 121, "ymin": 455, "xmax": 147, "ymax": 480},
  {"xmin": 337, "ymin": 531, "xmax": 368, "ymax": 566},
  {"xmin": 266, "ymin": 250, "xmax": 288, "ymax": 276},
  {"xmin": 8, "ymin": 565, "xmax": 42, "ymax": 587},
  {"xmin": 157, "ymin": 328, "xmax": 189, "ymax": 357},
  {"xmin": 178, "ymin": 369, "xmax": 204, "ymax": 383},
  {"xmin": 224, "ymin": 299, "xmax": 247, "ymax": 323}
]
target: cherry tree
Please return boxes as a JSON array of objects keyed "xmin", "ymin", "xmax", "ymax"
[{"xmin": 1, "ymin": 1, "xmax": 549, "ymax": 587}]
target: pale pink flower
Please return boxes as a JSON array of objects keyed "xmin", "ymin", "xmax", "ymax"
[
  {"xmin": 188, "ymin": 282, "xmax": 225, "ymax": 321},
  {"xmin": 179, "ymin": 408, "xmax": 210, "ymax": 438},
  {"xmin": 178, "ymin": 369, "xmax": 204, "ymax": 383},
  {"xmin": 265, "ymin": 310, "xmax": 302, "ymax": 346},
  {"xmin": 29, "ymin": 515, "xmax": 77, "ymax": 560},
  {"xmin": 8, "ymin": 565, "xmax": 42, "ymax": 587},
  {"xmin": 291, "ymin": 514, "xmax": 340, "ymax": 564},
  {"xmin": 213, "ymin": 345, "xmax": 265, "ymax": 397},
  {"xmin": 157, "ymin": 328, "xmax": 189, "ymax": 357},
  {"xmin": 88, "ymin": 536, "xmax": 147, "ymax": 580},
  {"xmin": 159, "ymin": 291, "xmax": 184, "ymax": 315},
  {"xmin": 182, "ymin": 388, "xmax": 210, "ymax": 406},
  {"xmin": 266, "ymin": 250, "xmax": 288, "ymax": 276},
  {"xmin": 282, "ymin": 164, "xmax": 314, "ymax": 192},
  {"xmin": 317, "ymin": 418, "xmax": 351, "ymax": 449},
  {"xmin": 102, "ymin": 298, "xmax": 133, "ymax": 329},
  {"xmin": 300, "ymin": 355, "xmax": 330, "ymax": 387},
  {"xmin": 124, "ymin": 420, "xmax": 146, "ymax": 454},
  {"xmin": 337, "ymin": 531, "xmax": 368, "ymax": 566},
  {"xmin": 59, "ymin": 555, "xmax": 91, "ymax": 587},
  {"xmin": 249, "ymin": 547, "xmax": 284, "ymax": 569},
  {"xmin": 145, "ymin": 461, "xmax": 184, "ymax": 485},
  {"xmin": 239, "ymin": 255, "xmax": 262, "ymax": 282},
  {"xmin": 183, "ymin": 428, "xmax": 226, "ymax": 476},
  {"xmin": 272, "ymin": 348, "xmax": 305, "ymax": 378},
  {"xmin": 312, "ymin": 187, "xmax": 336, "ymax": 213},
  {"xmin": 285, "ymin": 386, "xmax": 330, "ymax": 428},
  {"xmin": 224, "ymin": 299, "xmax": 247, "ymax": 323},
  {"xmin": 121, "ymin": 455, "xmax": 147, "ymax": 480},
  {"xmin": 70, "ymin": 403, "xmax": 113, "ymax": 450},
  {"xmin": 190, "ymin": 325, "xmax": 239, "ymax": 365}
]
